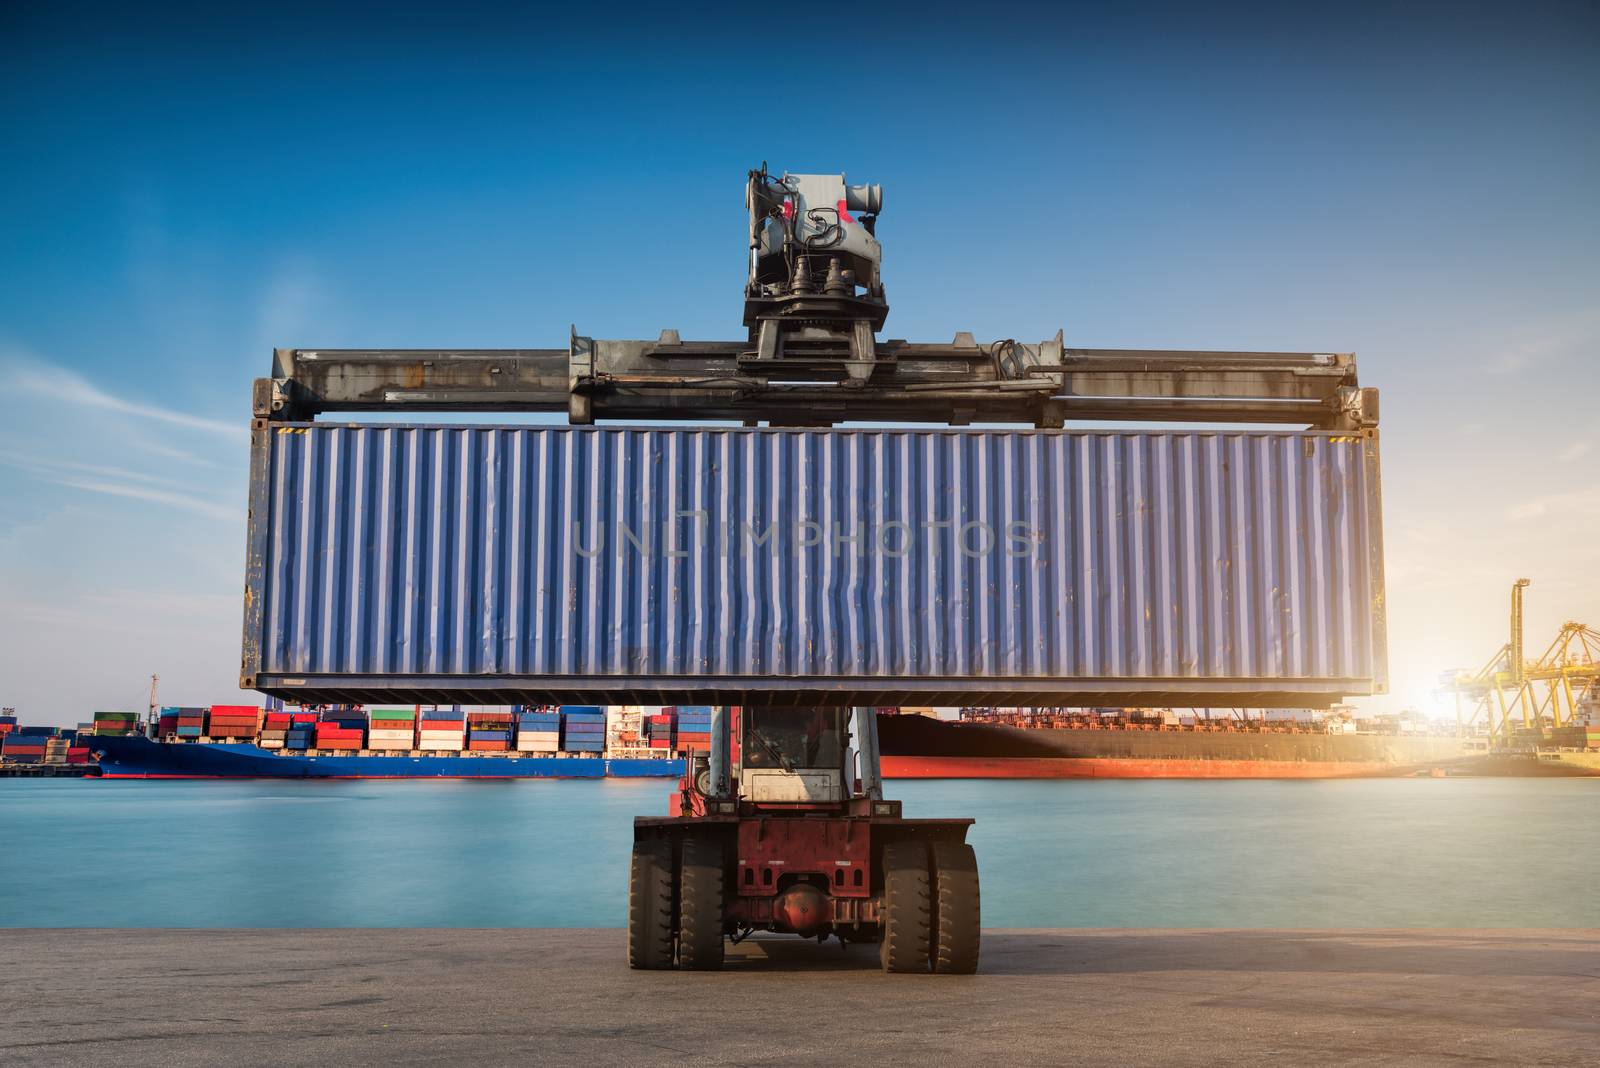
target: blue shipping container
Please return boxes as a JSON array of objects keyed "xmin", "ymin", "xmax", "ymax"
[{"xmin": 244, "ymin": 424, "xmax": 1387, "ymax": 708}]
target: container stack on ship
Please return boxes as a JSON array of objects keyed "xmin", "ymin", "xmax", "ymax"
[
  {"xmin": 0, "ymin": 721, "xmax": 93, "ymax": 776},
  {"xmin": 91, "ymin": 711, "xmax": 140, "ymax": 736},
  {"xmin": 514, "ymin": 708, "xmax": 560, "ymax": 753},
  {"xmin": 367, "ymin": 708, "xmax": 415, "ymax": 751},
  {"xmin": 285, "ymin": 713, "xmax": 316, "ymax": 750},
  {"xmin": 417, "ymin": 709, "xmax": 465, "ymax": 750},
  {"xmin": 560, "ymin": 707, "xmax": 605, "ymax": 756},
  {"xmin": 466, "ymin": 710, "xmax": 513, "ymax": 752}
]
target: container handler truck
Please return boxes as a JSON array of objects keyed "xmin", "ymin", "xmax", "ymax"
[{"xmin": 248, "ymin": 166, "xmax": 1383, "ymax": 974}]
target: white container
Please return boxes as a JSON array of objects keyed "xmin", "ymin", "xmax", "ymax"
[
  {"xmin": 515, "ymin": 737, "xmax": 559, "ymax": 752},
  {"xmin": 367, "ymin": 728, "xmax": 414, "ymax": 742},
  {"xmin": 417, "ymin": 737, "xmax": 464, "ymax": 751}
]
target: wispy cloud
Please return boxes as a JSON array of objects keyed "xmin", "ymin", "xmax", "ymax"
[
  {"xmin": 253, "ymin": 258, "xmax": 325, "ymax": 352},
  {"xmin": 2, "ymin": 350, "xmax": 238, "ymax": 436},
  {"xmin": 1508, "ymin": 487, "xmax": 1600, "ymax": 521},
  {"xmin": 120, "ymin": 430, "xmax": 233, "ymax": 469},
  {"xmin": 0, "ymin": 450, "xmax": 196, "ymax": 490},
  {"xmin": 1487, "ymin": 307, "xmax": 1600, "ymax": 375},
  {"xmin": 48, "ymin": 477, "xmax": 237, "ymax": 522},
  {"xmin": 1557, "ymin": 438, "xmax": 1593, "ymax": 463}
]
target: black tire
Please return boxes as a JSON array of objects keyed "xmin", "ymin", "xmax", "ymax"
[
  {"xmin": 930, "ymin": 840, "xmax": 981, "ymax": 974},
  {"xmin": 880, "ymin": 840, "xmax": 932, "ymax": 973},
  {"xmin": 677, "ymin": 835, "xmax": 726, "ymax": 971},
  {"xmin": 628, "ymin": 838, "xmax": 675, "ymax": 970}
]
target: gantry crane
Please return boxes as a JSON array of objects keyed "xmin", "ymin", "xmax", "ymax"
[{"xmin": 1443, "ymin": 579, "xmax": 1600, "ymax": 743}]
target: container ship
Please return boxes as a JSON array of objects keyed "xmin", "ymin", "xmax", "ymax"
[
  {"xmin": 70, "ymin": 705, "xmax": 692, "ymax": 781},
  {"xmin": 875, "ymin": 708, "xmax": 1497, "ymax": 779},
  {"xmin": 9, "ymin": 704, "xmax": 1597, "ymax": 780}
]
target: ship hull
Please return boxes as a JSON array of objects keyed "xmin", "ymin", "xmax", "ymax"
[
  {"xmin": 880, "ymin": 755, "xmax": 1420, "ymax": 779},
  {"xmin": 90, "ymin": 736, "xmax": 684, "ymax": 780},
  {"xmin": 875, "ymin": 714, "xmax": 1475, "ymax": 779}
]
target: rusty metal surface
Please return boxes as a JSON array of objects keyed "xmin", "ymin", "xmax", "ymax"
[{"xmin": 258, "ymin": 342, "xmax": 1375, "ymax": 429}]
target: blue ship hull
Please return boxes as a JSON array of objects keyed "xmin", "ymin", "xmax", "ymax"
[{"xmin": 90, "ymin": 735, "xmax": 684, "ymax": 780}]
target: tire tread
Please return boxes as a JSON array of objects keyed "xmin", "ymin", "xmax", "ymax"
[
  {"xmin": 628, "ymin": 838, "xmax": 675, "ymax": 970},
  {"xmin": 931, "ymin": 840, "xmax": 981, "ymax": 974},
  {"xmin": 678, "ymin": 835, "xmax": 726, "ymax": 971},
  {"xmin": 880, "ymin": 840, "xmax": 932, "ymax": 973}
]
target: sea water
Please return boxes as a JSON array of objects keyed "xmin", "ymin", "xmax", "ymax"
[{"xmin": 1, "ymin": 777, "xmax": 1594, "ymax": 927}]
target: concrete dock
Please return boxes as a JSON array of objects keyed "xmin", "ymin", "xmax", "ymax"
[{"xmin": 2, "ymin": 929, "xmax": 1595, "ymax": 1066}]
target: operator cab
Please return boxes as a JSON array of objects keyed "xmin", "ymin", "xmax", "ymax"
[{"xmin": 738, "ymin": 706, "xmax": 849, "ymax": 804}]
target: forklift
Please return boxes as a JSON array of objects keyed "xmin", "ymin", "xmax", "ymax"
[{"xmin": 629, "ymin": 706, "xmax": 980, "ymax": 974}]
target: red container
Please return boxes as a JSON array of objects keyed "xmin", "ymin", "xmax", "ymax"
[
  {"xmin": 370, "ymin": 719, "xmax": 412, "ymax": 730},
  {"xmin": 467, "ymin": 739, "xmax": 510, "ymax": 751},
  {"xmin": 319, "ymin": 739, "xmax": 360, "ymax": 750},
  {"xmin": 210, "ymin": 705, "xmax": 261, "ymax": 716},
  {"xmin": 649, "ymin": 738, "xmax": 672, "ymax": 748}
]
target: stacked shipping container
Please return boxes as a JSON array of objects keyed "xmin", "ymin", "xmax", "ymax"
[
  {"xmin": 285, "ymin": 712, "xmax": 317, "ymax": 750},
  {"xmin": 56, "ymin": 699, "xmax": 738, "ymax": 763},
  {"xmin": 673, "ymin": 706, "xmax": 713, "ymax": 753},
  {"xmin": 646, "ymin": 712, "xmax": 675, "ymax": 751},
  {"xmin": 416, "ymin": 709, "xmax": 466, "ymax": 750},
  {"xmin": 317, "ymin": 709, "xmax": 365, "ymax": 751},
  {"xmin": 2, "ymin": 731, "xmax": 47, "ymax": 763},
  {"xmin": 368, "ymin": 708, "xmax": 416, "ymax": 751},
  {"xmin": 467, "ymin": 710, "xmax": 513, "ymax": 751},
  {"xmin": 259, "ymin": 708, "xmax": 292, "ymax": 749},
  {"xmin": 561, "ymin": 706, "xmax": 605, "ymax": 754},
  {"xmin": 207, "ymin": 705, "xmax": 261, "ymax": 740},
  {"xmin": 92, "ymin": 711, "xmax": 140, "ymax": 736},
  {"xmin": 515, "ymin": 708, "xmax": 560, "ymax": 752}
]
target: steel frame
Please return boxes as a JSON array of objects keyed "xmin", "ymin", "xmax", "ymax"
[{"xmin": 255, "ymin": 335, "xmax": 1378, "ymax": 430}]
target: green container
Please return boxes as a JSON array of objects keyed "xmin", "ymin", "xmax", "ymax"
[{"xmin": 370, "ymin": 707, "xmax": 418, "ymax": 720}]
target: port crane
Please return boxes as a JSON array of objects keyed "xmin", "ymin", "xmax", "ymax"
[
  {"xmin": 1442, "ymin": 579, "xmax": 1600, "ymax": 741},
  {"xmin": 255, "ymin": 168, "xmax": 1379, "ymax": 973}
]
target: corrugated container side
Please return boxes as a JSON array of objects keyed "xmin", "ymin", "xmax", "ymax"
[{"xmin": 243, "ymin": 424, "xmax": 1387, "ymax": 707}]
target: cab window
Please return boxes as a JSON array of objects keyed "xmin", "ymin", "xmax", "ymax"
[{"xmin": 743, "ymin": 708, "xmax": 844, "ymax": 770}]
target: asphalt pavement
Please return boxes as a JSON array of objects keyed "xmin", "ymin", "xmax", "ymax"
[{"xmin": 2, "ymin": 928, "xmax": 1596, "ymax": 1066}]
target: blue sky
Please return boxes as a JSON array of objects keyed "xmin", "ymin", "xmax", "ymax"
[{"xmin": 2, "ymin": 2, "xmax": 1596, "ymax": 722}]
